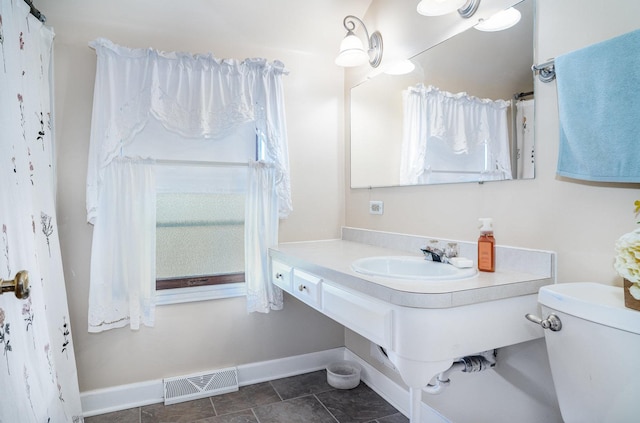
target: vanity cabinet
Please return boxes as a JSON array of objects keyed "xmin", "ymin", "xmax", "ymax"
[
  {"xmin": 323, "ymin": 283, "xmax": 393, "ymax": 349},
  {"xmin": 292, "ymin": 269, "xmax": 323, "ymax": 309},
  {"xmin": 271, "ymin": 260, "xmax": 292, "ymax": 291},
  {"xmin": 269, "ymin": 231, "xmax": 555, "ymax": 423},
  {"xmin": 272, "ymin": 260, "xmax": 392, "ymax": 348},
  {"xmin": 271, "ymin": 252, "xmax": 546, "ymax": 363}
]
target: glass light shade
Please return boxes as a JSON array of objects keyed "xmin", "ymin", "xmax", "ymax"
[
  {"xmin": 383, "ymin": 60, "xmax": 416, "ymax": 76},
  {"xmin": 475, "ymin": 7, "xmax": 521, "ymax": 32},
  {"xmin": 417, "ymin": 0, "xmax": 466, "ymax": 16},
  {"xmin": 335, "ymin": 33, "xmax": 369, "ymax": 67}
]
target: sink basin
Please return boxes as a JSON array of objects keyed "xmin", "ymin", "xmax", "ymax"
[{"xmin": 351, "ymin": 256, "xmax": 477, "ymax": 280}]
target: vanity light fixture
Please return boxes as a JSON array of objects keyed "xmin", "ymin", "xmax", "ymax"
[
  {"xmin": 417, "ymin": 0, "xmax": 480, "ymax": 18},
  {"xmin": 335, "ymin": 15, "xmax": 383, "ymax": 68},
  {"xmin": 475, "ymin": 7, "xmax": 521, "ymax": 31}
]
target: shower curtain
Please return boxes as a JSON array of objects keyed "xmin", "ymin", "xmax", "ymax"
[
  {"xmin": 515, "ymin": 99, "xmax": 535, "ymax": 179},
  {"xmin": 0, "ymin": 0, "xmax": 83, "ymax": 421}
]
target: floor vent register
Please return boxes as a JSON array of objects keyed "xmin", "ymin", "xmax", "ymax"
[{"xmin": 163, "ymin": 366, "xmax": 239, "ymax": 405}]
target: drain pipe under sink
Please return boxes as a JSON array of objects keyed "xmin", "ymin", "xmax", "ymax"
[{"xmin": 424, "ymin": 351, "xmax": 496, "ymax": 395}]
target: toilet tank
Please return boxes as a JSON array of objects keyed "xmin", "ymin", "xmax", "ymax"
[{"xmin": 538, "ymin": 282, "xmax": 640, "ymax": 423}]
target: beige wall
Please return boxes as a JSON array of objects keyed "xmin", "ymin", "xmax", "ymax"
[
  {"xmin": 44, "ymin": 0, "xmax": 352, "ymax": 392},
  {"xmin": 344, "ymin": 0, "xmax": 640, "ymax": 421}
]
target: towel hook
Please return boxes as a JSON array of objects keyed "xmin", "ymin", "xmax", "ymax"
[{"xmin": 0, "ymin": 270, "xmax": 30, "ymax": 300}]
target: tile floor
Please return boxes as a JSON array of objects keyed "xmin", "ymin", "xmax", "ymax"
[{"xmin": 84, "ymin": 370, "xmax": 409, "ymax": 423}]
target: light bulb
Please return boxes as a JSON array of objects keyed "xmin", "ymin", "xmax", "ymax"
[
  {"xmin": 417, "ymin": 0, "xmax": 466, "ymax": 17},
  {"xmin": 475, "ymin": 7, "xmax": 521, "ymax": 32},
  {"xmin": 384, "ymin": 60, "xmax": 416, "ymax": 76}
]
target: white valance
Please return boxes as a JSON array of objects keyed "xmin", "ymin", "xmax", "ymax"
[{"xmin": 87, "ymin": 38, "xmax": 292, "ymax": 223}]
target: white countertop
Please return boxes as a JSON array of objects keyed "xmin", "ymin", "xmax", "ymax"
[{"xmin": 270, "ymin": 238, "xmax": 554, "ymax": 308}]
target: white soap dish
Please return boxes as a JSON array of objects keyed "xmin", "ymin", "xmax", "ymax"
[{"xmin": 449, "ymin": 257, "xmax": 474, "ymax": 268}]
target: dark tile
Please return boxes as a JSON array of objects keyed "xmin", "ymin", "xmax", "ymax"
[
  {"xmin": 316, "ymin": 383, "xmax": 399, "ymax": 423},
  {"xmin": 376, "ymin": 413, "xmax": 410, "ymax": 423},
  {"xmin": 194, "ymin": 409, "xmax": 259, "ymax": 423},
  {"xmin": 270, "ymin": 370, "xmax": 334, "ymax": 400},
  {"xmin": 85, "ymin": 407, "xmax": 139, "ymax": 423},
  {"xmin": 141, "ymin": 398, "xmax": 215, "ymax": 422},
  {"xmin": 210, "ymin": 382, "xmax": 281, "ymax": 415},
  {"xmin": 88, "ymin": 372, "xmax": 403, "ymax": 423},
  {"xmin": 253, "ymin": 395, "xmax": 337, "ymax": 423}
]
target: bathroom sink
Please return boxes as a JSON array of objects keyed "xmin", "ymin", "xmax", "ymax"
[{"xmin": 351, "ymin": 256, "xmax": 477, "ymax": 281}]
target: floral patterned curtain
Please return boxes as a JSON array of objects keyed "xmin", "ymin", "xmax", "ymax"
[
  {"xmin": 515, "ymin": 99, "xmax": 535, "ymax": 179},
  {"xmin": 0, "ymin": 0, "xmax": 83, "ymax": 421}
]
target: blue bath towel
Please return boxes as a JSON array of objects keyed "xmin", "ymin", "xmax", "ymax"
[{"xmin": 556, "ymin": 29, "xmax": 640, "ymax": 182}]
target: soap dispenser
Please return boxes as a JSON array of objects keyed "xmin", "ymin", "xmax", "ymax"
[{"xmin": 477, "ymin": 218, "xmax": 495, "ymax": 272}]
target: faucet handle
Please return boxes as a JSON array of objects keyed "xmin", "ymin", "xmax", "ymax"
[
  {"xmin": 425, "ymin": 239, "xmax": 441, "ymax": 251},
  {"xmin": 445, "ymin": 242, "xmax": 459, "ymax": 258}
]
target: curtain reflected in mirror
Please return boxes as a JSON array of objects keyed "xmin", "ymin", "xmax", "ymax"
[
  {"xmin": 400, "ymin": 84, "xmax": 513, "ymax": 185},
  {"xmin": 350, "ymin": 0, "xmax": 534, "ymax": 188}
]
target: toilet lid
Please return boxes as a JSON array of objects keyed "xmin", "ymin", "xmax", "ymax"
[{"xmin": 539, "ymin": 282, "xmax": 640, "ymax": 335}]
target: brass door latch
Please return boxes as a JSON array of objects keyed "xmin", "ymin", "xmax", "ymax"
[{"xmin": 0, "ymin": 270, "xmax": 30, "ymax": 300}]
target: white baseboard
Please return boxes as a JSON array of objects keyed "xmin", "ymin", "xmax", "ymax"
[
  {"xmin": 81, "ymin": 347, "xmax": 448, "ymax": 422},
  {"xmin": 81, "ymin": 378, "xmax": 165, "ymax": 418},
  {"xmin": 236, "ymin": 347, "xmax": 345, "ymax": 387}
]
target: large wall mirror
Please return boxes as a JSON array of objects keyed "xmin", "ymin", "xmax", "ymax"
[{"xmin": 350, "ymin": 0, "xmax": 534, "ymax": 188}]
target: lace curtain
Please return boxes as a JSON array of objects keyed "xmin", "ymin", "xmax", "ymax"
[
  {"xmin": 87, "ymin": 38, "xmax": 292, "ymax": 222},
  {"xmin": 245, "ymin": 161, "xmax": 283, "ymax": 313},
  {"xmin": 0, "ymin": 0, "xmax": 83, "ymax": 420},
  {"xmin": 87, "ymin": 39, "xmax": 290, "ymax": 331},
  {"xmin": 88, "ymin": 158, "xmax": 156, "ymax": 332},
  {"xmin": 400, "ymin": 84, "xmax": 512, "ymax": 184}
]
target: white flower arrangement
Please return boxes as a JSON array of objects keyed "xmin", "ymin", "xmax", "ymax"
[{"xmin": 614, "ymin": 200, "xmax": 640, "ymax": 300}]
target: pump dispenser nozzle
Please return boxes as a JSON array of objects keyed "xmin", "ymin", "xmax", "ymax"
[{"xmin": 479, "ymin": 218, "xmax": 493, "ymax": 233}]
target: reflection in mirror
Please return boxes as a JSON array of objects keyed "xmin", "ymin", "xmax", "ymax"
[{"xmin": 350, "ymin": 0, "xmax": 534, "ymax": 188}]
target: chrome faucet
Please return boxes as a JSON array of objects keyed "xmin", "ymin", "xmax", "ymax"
[{"xmin": 421, "ymin": 241, "xmax": 458, "ymax": 264}]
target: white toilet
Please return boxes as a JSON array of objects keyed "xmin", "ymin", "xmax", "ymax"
[{"xmin": 535, "ymin": 282, "xmax": 640, "ymax": 423}]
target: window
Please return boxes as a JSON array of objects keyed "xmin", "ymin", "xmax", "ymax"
[
  {"xmin": 154, "ymin": 164, "xmax": 249, "ymax": 305},
  {"xmin": 423, "ymin": 137, "xmax": 489, "ymax": 184}
]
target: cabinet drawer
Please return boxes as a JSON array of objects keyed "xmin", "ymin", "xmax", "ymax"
[
  {"xmin": 322, "ymin": 283, "xmax": 393, "ymax": 348},
  {"xmin": 272, "ymin": 260, "xmax": 292, "ymax": 292},
  {"xmin": 292, "ymin": 269, "xmax": 323, "ymax": 309}
]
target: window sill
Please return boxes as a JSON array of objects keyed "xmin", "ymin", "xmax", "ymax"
[{"xmin": 155, "ymin": 282, "xmax": 246, "ymax": 306}]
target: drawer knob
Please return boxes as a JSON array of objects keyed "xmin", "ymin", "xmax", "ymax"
[
  {"xmin": 298, "ymin": 284, "xmax": 307, "ymax": 292},
  {"xmin": 275, "ymin": 273, "xmax": 283, "ymax": 279}
]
